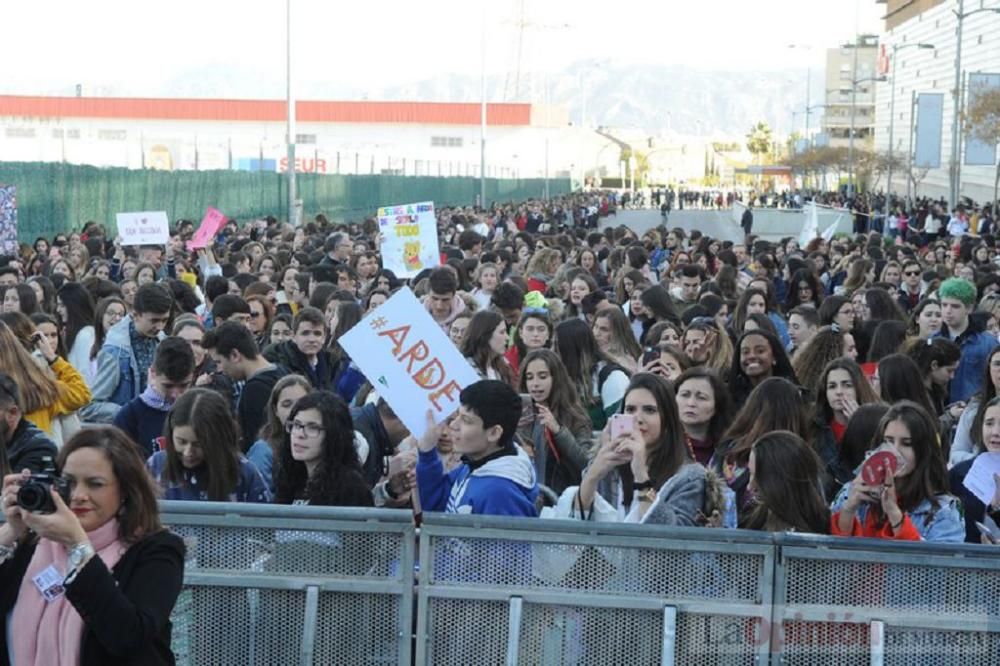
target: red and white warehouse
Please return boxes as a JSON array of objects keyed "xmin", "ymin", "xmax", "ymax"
[{"xmin": 0, "ymin": 95, "xmax": 599, "ymax": 180}]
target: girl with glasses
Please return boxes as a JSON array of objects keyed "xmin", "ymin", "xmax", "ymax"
[{"xmin": 274, "ymin": 391, "xmax": 372, "ymax": 507}]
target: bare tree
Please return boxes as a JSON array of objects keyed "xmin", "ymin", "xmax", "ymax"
[{"xmin": 963, "ymin": 87, "xmax": 1000, "ymax": 208}]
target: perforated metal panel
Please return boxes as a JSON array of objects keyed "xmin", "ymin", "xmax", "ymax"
[
  {"xmin": 171, "ymin": 586, "xmax": 306, "ymax": 666},
  {"xmin": 429, "ymin": 535, "xmax": 766, "ymax": 603},
  {"xmin": 884, "ymin": 627, "xmax": 1000, "ymax": 665},
  {"xmin": 314, "ymin": 592, "xmax": 402, "ymax": 665},
  {"xmin": 517, "ymin": 604, "xmax": 662, "ymax": 665},
  {"xmin": 425, "ymin": 598, "xmax": 509, "ymax": 665},
  {"xmin": 778, "ymin": 621, "xmax": 870, "ymax": 666},
  {"xmin": 782, "ymin": 554, "xmax": 1000, "ymax": 616},
  {"xmin": 170, "ymin": 523, "xmax": 406, "ymax": 579},
  {"xmin": 675, "ymin": 613, "xmax": 760, "ymax": 665}
]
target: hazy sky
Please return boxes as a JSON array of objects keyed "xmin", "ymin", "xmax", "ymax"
[{"xmin": 3, "ymin": 0, "xmax": 883, "ymax": 97}]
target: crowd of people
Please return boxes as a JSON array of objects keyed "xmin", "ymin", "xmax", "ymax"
[{"xmin": 0, "ymin": 188, "xmax": 999, "ymax": 660}]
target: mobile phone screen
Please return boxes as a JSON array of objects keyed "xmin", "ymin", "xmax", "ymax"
[{"xmin": 642, "ymin": 347, "xmax": 659, "ymax": 366}]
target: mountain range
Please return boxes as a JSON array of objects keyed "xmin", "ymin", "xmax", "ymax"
[{"xmin": 80, "ymin": 60, "xmax": 827, "ymax": 139}]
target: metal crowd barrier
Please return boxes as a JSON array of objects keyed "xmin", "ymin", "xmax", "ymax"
[
  {"xmin": 771, "ymin": 533, "xmax": 1000, "ymax": 666},
  {"xmin": 86, "ymin": 502, "xmax": 1000, "ymax": 665},
  {"xmin": 160, "ymin": 501, "xmax": 416, "ymax": 666},
  {"xmin": 416, "ymin": 514, "xmax": 777, "ymax": 665}
]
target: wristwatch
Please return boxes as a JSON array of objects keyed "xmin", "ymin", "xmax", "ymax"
[
  {"xmin": 634, "ymin": 481, "xmax": 657, "ymax": 504},
  {"xmin": 65, "ymin": 541, "xmax": 95, "ymax": 581}
]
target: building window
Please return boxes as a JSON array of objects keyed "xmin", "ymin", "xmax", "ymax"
[
  {"xmin": 431, "ymin": 136, "xmax": 463, "ymax": 148},
  {"xmin": 5, "ymin": 127, "xmax": 35, "ymax": 138},
  {"xmin": 98, "ymin": 129, "xmax": 126, "ymax": 141},
  {"xmin": 295, "ymin": 133, "xmax": 316, "ymax": 144}
]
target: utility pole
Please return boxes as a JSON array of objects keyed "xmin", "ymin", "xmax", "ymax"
[
  {"xmin": 286, "ymin": 0, "xmax": 297, "ymax": 227},
  {"xmin": 847, "ymin": 36, "xmax": 860, "ymax": 199},
  {"xmin": 479, "ymin": 1, "xmax": 487, "ymax": 209}
]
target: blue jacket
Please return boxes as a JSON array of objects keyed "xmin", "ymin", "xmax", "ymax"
[
  {"xmin": 768, "ymin": 312, "xmax": 791, "ymax": 349},
  {"xmin": 112, "ymin": 395, "xmax": 170, "ymax": 458},
  {"xmin": 334, "ymin": 358, "xmax": 366, "ymax": 405},
  {"xmin": 146, "ymin": 451, "xmax": 271, "ymax": 503},
  {"xmin": 90, "ymin": 316, "xmax": 164, "ymax": 416},
  {"xmin": 935, "ymin": 322, "xmax": 997, "ymax": 403},
  {"xmin": 831, "ymin": 482, "xmax": 965, "ymax": 543},
  {"xmin": 417, "ymin": 445, "xmax": 538, "ymax": 517}
]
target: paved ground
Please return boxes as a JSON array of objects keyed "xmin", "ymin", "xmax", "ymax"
[{"xmin": 602, "ymin": 208, "xmax": 745, "ymax": 244}]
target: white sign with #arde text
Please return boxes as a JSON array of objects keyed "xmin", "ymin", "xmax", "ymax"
[
  {"xmin": 116, "ymin": 211, "xmax": 170, "ymax": 246},
  {"xmin": 338, "ymin": 287, "xmax": 479, "ymax": 439}
]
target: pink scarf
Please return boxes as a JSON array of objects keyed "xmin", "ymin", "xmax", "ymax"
[{"xmin": 11, "ymin": 519, "xmax": 126, "ymax": 666}]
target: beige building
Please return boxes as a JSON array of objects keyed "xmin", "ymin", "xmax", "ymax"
[{"xmin": 821, "ymin": 34, "xmax": 880, "ymax": 149}]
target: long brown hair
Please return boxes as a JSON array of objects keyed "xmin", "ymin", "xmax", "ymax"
[
  {"xmin": 460, "ymin": 310, "xmax": 514, "ymax": 385},
  {"xmin": 518, "ymin": 349, "xmax": 591, "ymax": 436},
  {"xmin": 622, "ymin": 373, "xmax": 689, "ymax": 491},
  {"xmin": 0, "ymin": 320, "xmax": 60, "ymax": 413},
  {"xmin": 593, "ymin": 307, "xmax": 642, "ymax": 362},
  {"xmin": 745, "ymin": 431, "xmax": 830, "ymax": 534},
  {"xmin": 813, "ymin": 357, "xmax": 881, "ymax": 424},
  {"xmin": 874, "ymin": 401, "xmax": 951, "ymax": 524},
  {"xmin": 163, "ymin": 389, "xmax": 240, "ymax": 501},
  {"xmin": 262, "ymin": 374, "xmax": 313, "ymax": 454},
  {"xmin": 723, "ymin": 377, "xmax": 809, "ymax": 466},
  {"xmin": 57, "ymin": 427, "xmax": 163, "ymax": 544}
]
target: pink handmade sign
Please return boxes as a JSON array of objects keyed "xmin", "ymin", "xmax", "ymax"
[{"xmin": 187, "ymin": 207, "xmax": 227, "ymax": 250}]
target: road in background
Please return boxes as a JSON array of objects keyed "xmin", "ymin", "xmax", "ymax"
[{"xmin": 603, "ymin": 209, "xmax": 745, "ymax": 244}]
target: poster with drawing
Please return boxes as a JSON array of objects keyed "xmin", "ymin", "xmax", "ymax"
[
  {"xmin": 377, "ymin": 201, "xmax": 440, "ymax": 278},
  {"xmin": 338, "ymin": 287, "xmax": 479, "ymax": 439},
  {"xmin": 0, "ymin": 186, "xmax": 16, "ymax": 256}
]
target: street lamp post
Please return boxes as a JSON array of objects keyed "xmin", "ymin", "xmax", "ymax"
[
  {"xmin": 886, "ymin": 42, "xmax": 935, "ymax": 217},
  {"xmin": 479, "ymin": 1, "xmax": 487, "ymax": 209},
  {"xmin": 949, "ymin": 2, "xmax": 1000, "ymax": 209},
  {"xmin": 286, "ymin": 0, "xmax": 297, "ymax": 227}
]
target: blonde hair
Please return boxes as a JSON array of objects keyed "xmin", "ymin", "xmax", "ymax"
[{"xmin": 0, "ymin": 321, "xmax": 60, "ymax": 413}]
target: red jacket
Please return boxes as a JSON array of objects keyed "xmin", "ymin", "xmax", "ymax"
[{"xmin": 830, "ymin": 511, "xmax": 921, "ymax": 541}]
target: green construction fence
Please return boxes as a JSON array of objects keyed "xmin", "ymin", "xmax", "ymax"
[{"xmin": 0, "ymin": 162, "xmax": 572, "ymax": 240}]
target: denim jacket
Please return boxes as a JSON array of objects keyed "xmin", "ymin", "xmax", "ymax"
[
  {"xmin": 831, "ymin": 482, "xmax": 965, "ymax": 543},
  {"xmin": 934, "ymin": 324, "xmax": 997, "ymax": 404}
]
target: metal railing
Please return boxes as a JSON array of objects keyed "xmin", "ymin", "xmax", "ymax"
[
  {"xmin": 152, "ymin": 503, "xmax": 1000, "ymax": 665},
  {"xmin": 160, "ymin": 501, "xmax": 416, "ymax": 666}
]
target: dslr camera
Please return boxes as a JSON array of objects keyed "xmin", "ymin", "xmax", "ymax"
[{"xmin": 16, "ymin": 457, "xmax": 71, "ymax": 514}]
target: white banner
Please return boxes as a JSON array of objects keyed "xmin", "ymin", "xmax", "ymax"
[
  {"xmin": 338, "ymin": 287, "xmax": 479, "ymax": 439},
  {"xmin": 377, "ymin": 201, "xmax": 440, "ymax": 278},
  {"xmin": 799, "ymin": 202, "xmax": 820, "ymax": 246},
  {"xmin": 116, "ymin": 211, "xmax": 169, "ymax": 246}
]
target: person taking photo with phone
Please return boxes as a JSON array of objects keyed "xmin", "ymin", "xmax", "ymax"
[
  {"xmin": 0, "ymin": 318, "xmax": 91, "ymax": 446},
  {"xmin": 552, "ymin": 374, "xmax": 712, "ymax": 526}
]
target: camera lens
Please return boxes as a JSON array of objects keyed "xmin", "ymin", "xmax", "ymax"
[{"xmin": 17, "ymin": 484, "xmax": 45, "ymax": 512}]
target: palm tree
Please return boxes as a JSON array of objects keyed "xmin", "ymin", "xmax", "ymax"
[{"xmin": 746, "ymin": 121, "xmax": 773, "ymax": 166}]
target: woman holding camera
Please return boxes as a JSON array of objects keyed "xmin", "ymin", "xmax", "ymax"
[{"xmin": 0, "ymin": 426, "xmax": 184, "ymax": 665}]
